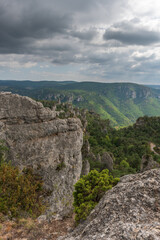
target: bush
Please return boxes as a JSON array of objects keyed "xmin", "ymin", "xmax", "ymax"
[
  {"xmin": 73, "ymin": 169, "xmax": 119, "ymax": 223},
  {"xmin": 0, "ymin": 141, "xmax": 46, "ymax": 218},
  {"xmin": 0, "ymin": 163, "xmax": 45, "ymax": 218}
]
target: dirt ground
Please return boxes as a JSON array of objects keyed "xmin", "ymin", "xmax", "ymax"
[{"xmin": 0, "ymin": 215, "xmax": 75, "ymax": 240}]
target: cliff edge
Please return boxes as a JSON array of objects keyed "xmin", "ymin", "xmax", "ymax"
[{"xmin": 0, "ymin": 92, "xmax": 83, "ymax": 218}]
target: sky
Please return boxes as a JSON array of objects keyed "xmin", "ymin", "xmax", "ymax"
[{"xmin": 0, "ymin": 0, "xmax": 160, "ymax": 84}]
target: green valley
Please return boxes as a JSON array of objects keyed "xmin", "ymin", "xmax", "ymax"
[{"xmin": 0, "ymin": 80, "xmax": 160, "ymax": 127}]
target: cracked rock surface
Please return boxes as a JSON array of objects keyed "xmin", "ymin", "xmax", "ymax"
[
  {"xmin": 62, "ymin": 169, "xmax": 160, "ymax": 240},
  {"xmin": 0, "ymin": 92, "xmax": 83, "ymax": 218}
]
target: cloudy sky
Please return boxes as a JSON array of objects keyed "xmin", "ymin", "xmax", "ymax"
[{"xmin": 0, "ymin": 0, "xmax": 160, "ymax": 84}]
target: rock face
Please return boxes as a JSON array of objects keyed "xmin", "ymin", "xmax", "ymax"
[
  {"xmin": 81, "ymin": 159, "xmax": 90, "ymax": 176},
  {"xmin": 101, "ymin": 152, "xmax": 114, "ymax": 171},
  {"xmin": 0, "ymin": 92, "xmax": 83, "ymax": 219},
  {"xmin": 62, "ymin": 169, "xmax": 160, "ymax": 240},
  {"xmin": 141, "ymin": 154, "xmax": 160, "ymax": 172}
]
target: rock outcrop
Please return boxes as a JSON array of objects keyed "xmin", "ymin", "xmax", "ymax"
[
  {"xmin": 141, "ymin": 154, "xmax": 160, "ymax": 172},
  {"xmin": 101, "ymin": 152, "xmax": 114, "ymax": 171},
  {"xmin": 62, "ymin": 169, "xmax": 160, "ymax": 240},
  {"xmin": 81, "ymin": 159, "xmax": 90, "ymax": 176},
  {"xmin": 0, "ymin": 92, "xmax": 83, "ymax": 219}
]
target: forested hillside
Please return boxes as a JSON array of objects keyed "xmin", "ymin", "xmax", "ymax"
[
  {"xmin": 0, "ymin": 94, "xmax": 160, "ymax": 239},
  {"xmin": 1, "ymin": 80, "xmax": 160, "ymax": 127},
  {"xmin": 85, "ymin": 112, "xmax": 160, "ymax": 177},
  {"xmin": 39, "ymin": 100, "xmax": 160, "ymax": 178}
]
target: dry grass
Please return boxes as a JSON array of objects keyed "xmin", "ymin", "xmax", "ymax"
[{"xmin": 0, "ymin": 214, "xmax": 75, "ymax": 240}]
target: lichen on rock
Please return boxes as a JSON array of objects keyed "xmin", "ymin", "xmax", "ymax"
[{"xmin": 62, "ymin": 169, "xmax": 160, "ymax": 240}]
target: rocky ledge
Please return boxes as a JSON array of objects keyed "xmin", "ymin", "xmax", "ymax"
[
  {"xmin": 0, "ymin": 92, "xmax": 83, "ymax": 219},
  {"xmin": 62, "ymin": 169, "xmax": 160, "ymax": 240}
]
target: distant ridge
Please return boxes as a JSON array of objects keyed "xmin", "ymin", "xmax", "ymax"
[
  {"xmin": 146, "ymin": 85, "xmax": 160, "ymax": 89},
  {"xmin": 0, "ymin": 80, "xmax": 160, "ymax": 127}
]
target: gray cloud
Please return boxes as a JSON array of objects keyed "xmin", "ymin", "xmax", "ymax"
[
  {"xmin": 0, "ymin": 0, "xmax": 160, "ymax": 84},
  {"xmin": 104, "ymin": 29, "xmax": 160, "ymax": 45},
  {"xmin": 0, "ymin": 0, "xmax": 72, "ymax": 54},
  {"xmin": 103, "ymin": 21, "xmax": 160, "ymax": 46},
  {"xmin": 132, "ymin": 53, "xmax": 155, "ymax": 62},
  {"xmin": 0, "ymin": 0, "xmax": 127, "ymax": 53},
  {"xmin": 70, "ymin": 29, "xmax": 97, "ymax": 41}
]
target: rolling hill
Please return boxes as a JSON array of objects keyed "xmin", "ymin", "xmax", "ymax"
[{"xmin": 0, "ymin": 80, "xmax": 160, "ymax": 127}]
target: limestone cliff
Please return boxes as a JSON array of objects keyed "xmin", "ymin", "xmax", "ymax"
[
  {"xmin": 0, "ymin": 92, "xmax": 83, "ymax": 219},
  {"xmin": 62, "ymin": 169, "xmax": 160, "ymax": 240}
]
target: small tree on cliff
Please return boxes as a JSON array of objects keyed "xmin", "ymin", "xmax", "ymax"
[{"xmin": 73, "ymin": 169, "xmax": 119, "ymax": 223}]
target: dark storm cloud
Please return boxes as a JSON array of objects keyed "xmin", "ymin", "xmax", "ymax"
[
  {"xmin": 1, "ymin": 0, "xmax": 160, "ymax": 84},
  {"xmin": 0, "ymin": 0, "xmax": 127, "ymax": 54},
  {"xmin": 103, "ymin": 21, "xmax": 160, "ymax": 46},
  {"xmin": 0, "ymin": 0, "xmax": 72, "ymax": 54},
  {"xmin": 104, "ymin": 30, "xmax": 160, "ymax": 45}
]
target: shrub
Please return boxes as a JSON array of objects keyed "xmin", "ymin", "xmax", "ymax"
[
  {"xmin": 0, "ymin": 141, "xmax": 46, "ymax": 218},
  {"xmin": 0, "ymin": 163, "xmax": 45, "ymax": 218},
  {"xmin": 120, "ymin": 159, "xmax": 129, "ymax": 169},
  {"xmin": 73, "ymin": 169, "xmax": 119, "ymax": 223}
]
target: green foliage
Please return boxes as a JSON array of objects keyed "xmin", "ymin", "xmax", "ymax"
[
  {"xmin": 38, "ymin": 100, "xmax": 160, "ymax": 177},
  {"xmin": 0, "ymin": 141, "xmax": 46, "ymax": 218},
  {"xmin": 120, "ymin": 160, "xmax": 129, "ymax": 169},
  {"xmin": 86, "ymin": 112, "xmax": 112, "ymax": 157},
  {"xmin": 73, "ymin": 169, "xmax": 119, "ymax": 223},
  {"xmin": 0, "ymin": 163, "xmax": 45, "ymax": 218},
  {"xmin": 1, "ymin": 80, "xmax": 160, "ymax": 127},
  {"xmin": 84, "ymin": 112, "xmax": 160, "ymax": 176},
  {"xmin": 38, "ymin": 100, "xmax": 56, "ymax": 109},
  {"xmin": 112, "ymin": 159, "xmax": 136, "ymax": 178},
  {"xmin": 153, "ymin": 154, "xmax": 160, "ymax": 163},
  {"xmin": 56, "ymin": 162, "xmax": 66, "ymax": 171},
  {"xmin": 0, "ymin": 143, "xmax": 45, "ymax": 218}
]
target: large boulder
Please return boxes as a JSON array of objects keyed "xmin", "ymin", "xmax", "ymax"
[
  {"xmin": 0, "ymin": 92, "xmax": 83, "ymax": 219},
  {"xmin": 62, "ymin": 169, "xmax": 160, "ymax": 240}
]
